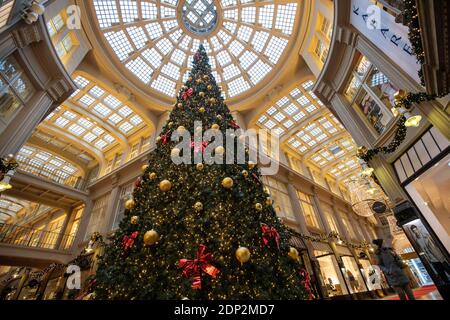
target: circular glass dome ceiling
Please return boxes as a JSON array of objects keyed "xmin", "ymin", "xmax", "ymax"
[
  {"xmin": 92, "ymin": 0, "xmax": 300, "ymax": 100},
  {"xmin": 181, "ymin": 0, "xmax": 218, "ymax": 35}
]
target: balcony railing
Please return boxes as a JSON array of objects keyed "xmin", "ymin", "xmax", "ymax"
[
  {"xmin": 0, "ymin": 222, "xmax": 75, "ymax": 251},
  {"xmin": 17, "ymin": 161, "xmax": 86, "ymax": 190}
]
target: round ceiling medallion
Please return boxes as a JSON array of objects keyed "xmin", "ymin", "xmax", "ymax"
[{"xmin": 181, "ymin": 0, "xmax": 218, "ymax": 35}]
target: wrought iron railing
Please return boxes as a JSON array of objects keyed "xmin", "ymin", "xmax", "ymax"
[
  {"xmin": 0, "ymin": 222, "xmax": 75, "ymax": 250},
  {"xmin": 16, "ymin": 161, "xmax": 86, "ymax": 190}
]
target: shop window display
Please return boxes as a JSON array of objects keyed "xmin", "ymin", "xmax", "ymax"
[
  {"xmin": 342, "ymin": 256, "xmax": 368, "ymax": 293},
  {"xmin": 345, "ymin": 54, "xmax": 398, "ymax": 136},
  {"xmin": 316, "ymin": 252, "xmax": 348, "ymax": 297}
]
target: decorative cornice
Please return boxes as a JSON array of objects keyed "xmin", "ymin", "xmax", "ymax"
[
  {"xmin": 11, "ymin": 22, "xmax": 42, "ymax": 49},
  {"xmin": 114, "ymin": 83, "xmax": 136, "ymax": 102},
  {"xmin": 335, "ymin": 26, "xmax": 358, "ymax": 47},
  {"xmin": 46, "ymin": 78, "xmax": 73, "ymax": 103}
]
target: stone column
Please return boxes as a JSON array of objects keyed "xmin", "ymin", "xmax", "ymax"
[
  {"xmin": 55, "ymin": 210, "xmax": 71, "ymax": 250},
  {"xmin": 71, "ymin": 198, "xmax": 93, "ymax": 254},
  {"xmin": 331, "ymin": 199, "xmax": 351, "ymax": 242}
]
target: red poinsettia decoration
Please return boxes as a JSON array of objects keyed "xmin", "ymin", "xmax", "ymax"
[
  {"xmin": 160, "ymin": 131, "xmax": 170, "ymax": 145},
  {"xmin": 260, "ymin": 223, "xmax": 280, "ymax": 250},
  {"xmin": 122, "ymin": 231, "xmax": 139, "ymax": 251},
  {"xmin": 134, "ymin": 177, "xmax": 142, "ymax": 189},
  {"xmin": 182, "ymin": 88, "xmax": 194, "ymax": 100},
  {"xmin": 300, "ymin": 269, "xmax": 314, "ymax": 300},
  {"xmin": 191, "ymin": 141, "xmax": 209, "ymax": 153},
  {"xmin": 229, "ymin": 120, "xmax": 240, "ymax": 129},
  {"xmin": 178, "ymin": 244, "xmax": 220, "ymax": 289}
]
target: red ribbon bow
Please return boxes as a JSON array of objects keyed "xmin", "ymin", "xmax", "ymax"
[
  {"xmin": 178, "ymin": 244, "xmax": 220, "ymax": 289},
  {"xmin": 134, "ymin": 177, "xmax": 142, "ymax": 189},
  {"xmin": 261, "ymin": 223, "xmax": 280, "ymax": 250},
  {"xmin": 191, "ymin": 141, "xmax": 209, "ymax": 153},
  {"xmin": 182, "ymin": 88, "xmax": 194, "ymax": 100},
  {"xmin": 122, "ymin": 231, "xmax": 139, "ymax": 251},
  {"xmin": 229, "ymin": 120, "xmax": 240, "ymax": 129},
  {"xmin": 300, "ymin": 269, "xmax": 314, "ymax": 300},
  {"xmin": 160, "ymin": 131, "xmax": 170, "ymax": 145}
]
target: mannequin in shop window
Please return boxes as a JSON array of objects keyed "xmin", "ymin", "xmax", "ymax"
[
  {"xmin": 409, "ymin": 225, "xmax": 450, "ymax": 283},
  {"xmin": 372, "ymin": 239, "xmax": 415, "ymax": 300},
  {"xmin": 346, "ymin": 270, "xmax": 360, "ymax": 292}
]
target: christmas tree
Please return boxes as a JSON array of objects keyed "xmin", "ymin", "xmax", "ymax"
[{"xmin": 94, "ymin": 46, "xmax": 311, "ymax": 300}]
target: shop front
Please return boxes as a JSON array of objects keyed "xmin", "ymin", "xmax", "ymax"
[
  {"xmin": 393, "ymin": 126, "xmax": 450, "ymax": 299},
  {"xmin": 312, "ymin": 242, "xmax": 349, "ymax": 298}
]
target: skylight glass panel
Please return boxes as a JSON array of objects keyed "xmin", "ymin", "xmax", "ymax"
[
  {"xmin": 127, "ymin": 26, "xmax": 148, "ymax": 49},
  {"xmin": 284, "ymin": 103, "xmax": 299, "ymax": 115},
  {"xmin": 119, "ymin": 0, "xmax": 138, "ymax": 23},
  {"xmin": 305, "ymin": 105, "xmax": 317, "ymax": 113},
  {"xmin": 54, "ymin": 117, "xmax": 69, "ymax": 128},
  {"xmin": 63, "ymin": 110, "xmax": 77, "ymax": 119},
  {"xmin": 89, "ymin": 86, "xmax": 106, "ymax": 98},
  {"xmin": 104, "ymin": 31, "xmax": 134, "ymax": 61},
  {"xmin": 171, "ymin": 49, "xmax": 186, "ymax": 66},
  {"xmin": 95, "ymin": 140, "xmax": 108, "ymax": 150},
  {"xmin": 73, "ymin": 76, "xmax": 90, "ymax": 89},
  {"xmin": 79, "ymin": 94, "xmax": 95, "ymax": 106},
  {"xmin": 83, "ymin": 132, "xmax": 97, "ymax": 143},
  {"xmin": 224, "ymin": 9, "xmax": 238, "ymax": 20},
  {"xmin": 118, "ymin": 106, "xmax": 133, "ymax": 118},
  {"xmin": 273, "ymin": 112, "xmax": 285, "ymax": 122},
  {"xmin": 216, "ymin": 50, "xmax": 231, "ymax": 66},
  {"xmin": 252, "ymin": 31, "xmax": 269, "ymax": 53},
  {"xmin": 141, "ymin": 2, "xmax": 158, "ymax": 19},
  {"xmin": 142, "ymin": 48, "xmax": 162, "ymax": 68},
  {"xmin": 239, "ymin": 51, "xmax": 257, "ymax": 70},
  {"xmin": 78, "ymin": 118, "xmax": 94, "ymax": 129},
  {"xmin": 145, "ymin": 23, "xmax": 163, "ymax": 40},
  {"xmin": 119, "ymin": 121, "xmax": 133, "ymax": 133},
  {"xmin": 217, "ymin": 30, "xmax": 231, "ymax": 44},
  {"xmin": 94, "ymin": 0, "xmax": 120, "ymax": 28},
  {"xmin": 160, "ymin": 6, "xmax": 176, "ymax": 18},
  {"xmin": 126, "ymin": 58, "xmax": 153, "ymax": 83},
  {"xmin": 224, "ymin": 22, "xmax": 237, "ymax": 34},
  {"xmin": 302, "ymin": 80, "xmax": 314, "ymax": 90},
  {"xmin": 156, "ymin": 38, "xmax": 173, "ymax": 55},
  {"xmin": 265, "ymin": 37, "xmax": 287, "ymax": 63},
  {"xmin": 241, "ymin": 7, "xmax": 256, "ymax": 23},
  {"xmin": 264, "ymin": 120, "xmax": 276, "ymax": 129},
  {"xmin": 93, "ymin": 103, "xmax": 111, "ymax": 117},
  {"xmin": 223, "ymin": 64, "xmax": 240, "ymax": 81},
  {"xmin": 161, "ymin": 62, "xmax": 180, "ymax": 80},
  {"xmin": 103, "ymin": 134, "xmax": 115, "ymax": 143},
  {"xmin": 259, "ymin": 5, "xmax": 274, "ymax": 29},
  {"xmin": 248, "ymin": 60, "xmax": 271, "ymax": 84},
  {"xmin": 237, "ymin": 25, "xmax": 252, "ymax": 42},
  {"xmin": 297, "ymin": 96, "xmax": 310, "ymax": 106},
  {"xmin": 293, "ymin": 111, "xmax": 306, "ymax": 121},
  {"xmin": 258, "ymin": 115, "xmax": 267, "ymax": 123},
  {"xmin": 273, "ymin": 127, "xmax": 284, "ymax": 136},
  {"xmin": 151, "ymin": 75, "xmax": 176, "ymax": 96},
  {"xmin": 209, "ymin": 36, "xmax": 222, "ymax": 51},
  {"xmin": 108, "ymin": 113, "xmax": 123, "ymax": 125},
  {"xmin": 104, "ymin": 95, "xmax": 122, "ymax": 109},
  {"xmin": 229, "ymin": 40, "xmax": 244, "ymax": 57},
  {"xmin": 221, "ymin": 0, "xmax": 237, "ymax": 7},
  {"xmin": 163, "ymin": 19, "xmax": 178, "ymax": 31},
  {"xmin": 227, "ymin": 76, "xmax": 250, "ymax": 97},
  {"xmin": 275, "ymin": 3, "xmax": 297, "ymax": 35},
  {"xmin": 68, "ymin": 124, "xmax": 85, "ymax": 136},
  {"xmin": 130, "ymin": 114, "xmax": 143, "ymax": 126},
  {"xmin": 92, "ymin": 126, "xmax": 104, "ymax": 136}
]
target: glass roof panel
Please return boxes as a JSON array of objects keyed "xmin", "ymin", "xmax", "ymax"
[{"xmin": 93, "ymin": 0, "xmax": 300, "ymax": 98}]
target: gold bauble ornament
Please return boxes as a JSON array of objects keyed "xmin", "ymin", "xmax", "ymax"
[
  {"xmin": 207, "ymin": 85, "xmax": 213, "ymax": 90},
  {"xmin": 177, "ymin": 126, "xmax": 186, "ymax": 134},
  {"xmin": 196, "ymin": 78, "xmax": 203, "ymax": 84},
  {"xmin": 141, "ymin": 164, "xmax": 149, "ymax": 172},
  {"xmin": 159, "ymin": 180, "xmax": 172, "ymax": 192},
  {"xmin": 199, "ymin": 91, "xmax": 205, "ymax": 97},
  {"xmin": 124, "ymin": 198, "xmax": 135, "ymax": 210},
  {"xmin": 242, "ymin": 170, "xmax": 249, "ymax": 177},
  {"xmin": 130, "ymin": 216, "xmax": 139, "ymax": 224},
  {"xmin": 288, "ymin": 247, "xmax": 300, "ymax": 261},
  {"xmin": 235, "ymin": 247, "xmax": 250, "ymax": 264},
  {"xmin": 209, "ymin": 98, "xmax": 216, "ymax": 104},
  {"xmin": 196, "ymin": 163, "xmax": 204, "ymax": 171},
  {"xmin": 222, "ymin": 177, "xmax": 234, "ymax": 189},
  {"xmin": 177, "ymin": 103, "xmax": 183, "ymax": 108},
  {"xmin": 216, "ymin": 115, "xmax": 222, "ymax": 121},
  {"xmin": 199, "ymin": 107, "xmax": 205, "ymax": 113},
  {"xmin": 188, "ymin": 76, "xmax": 193, "ymax": 81},
  {"xmin": 156, "ymin": 136, "xmax": 161, "ymax": 143},
  {"xmin": 248, "ymin": 161, "xmax": 256, "ymax": 169},
  {"xmin": 266, "ymin": 197, "xmax": 273, "ymax": 205},
  {"xmin": 143, "ymin": 229, "xmax": 159, "ymax": 246},
  {"xmin": 194, "ymin": 202, "xmax": 203, "ymax": 211},
  {"xmin": 171, "ymin": 148, "xmax": 181, "ymax": 157},
  {"xmin": 211, "ymin": 123, "xmax": 220, "ymax": 130},
  {"xmin": 149, "ymin": 172, "xmax": 157, "ymax": 180},
  {"xmin": 215, "ymin": 146, "xmax": 225, "ymax": 155},
  {"xmin": 203, "ymin": 75, "xmax": 209, "ymax": 80},
  {"xmin": 255, "ymin": 203, "xmax": 263, "ymax": 211},
  {"xmin": 394, "ymin": 89, "xmax": 408, "ymax": 101},
  {"xmin": 168, "ymin": 122, "xmax": 173, "ymax": 127}
]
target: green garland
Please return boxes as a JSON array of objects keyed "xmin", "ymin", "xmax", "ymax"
[
  {"xmin": 403, "ymin": 0, "xmax": 425, "ymax": 86},
  {"xmin": 358, "ymin": 92, "xmax": 436, "ymax": 163}
]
